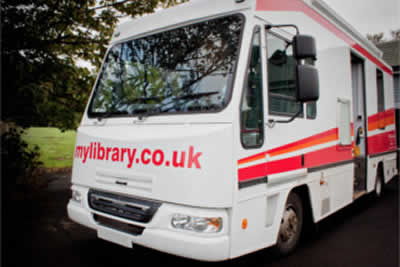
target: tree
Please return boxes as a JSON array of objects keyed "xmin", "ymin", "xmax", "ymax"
[
  {"xmin": 1, "ymin": 0, "xmax": 186, "ymax": 130},
  {"xmin": 1, "ymin": 0, "xmax": 187, "ymax": 184},
  {"xmin": 390, "ymin": 29, "xmax": 400, "ymax": 40},
  {"xmin": 366, "ymin": 32, "xmax": 385, "ymax": 44},
  {"xmin": 366, "ymin": 29, "xmax": 400, "ymax": 45}
]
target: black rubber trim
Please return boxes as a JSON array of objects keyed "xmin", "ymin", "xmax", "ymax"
[
  {"xmin": 239, "ymin": 176, "xmax": 268, "ymax": 189},
  {"xmin": 308, "ymin": 159, "xmax": 354, "ymax": 173},
  {"xmin": 93, "ymin": 214, "xmax": 144, "ymax": 236},
  {"xmin": 369, "ymin": 150, "xmax": 397, "ymax": 159}
]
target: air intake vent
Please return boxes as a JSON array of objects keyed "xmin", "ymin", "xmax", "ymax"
[
  {"xmin": 94, "ymin": 214, "xmax": 144, "ymax": 236},
  {"xmin": 88, "ymin": 190, "xmax": 161, "ymax": 223}
]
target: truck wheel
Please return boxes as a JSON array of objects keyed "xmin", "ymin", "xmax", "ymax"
[
  {"xmin": 274, "ymin": 192, "xmax": 303, "ymax": 256},
  {"xmin": 374, "ymin": 167, "xmax": 384, "ymax": 198}
]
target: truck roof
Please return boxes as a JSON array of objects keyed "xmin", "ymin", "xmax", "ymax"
[
  {"xmin": 112, "ymin": 0, "xmax": 252, "ymax": 44},
  {"xmin": 111, "ymin": 0, "xmax": 390, "ymax": 72}
]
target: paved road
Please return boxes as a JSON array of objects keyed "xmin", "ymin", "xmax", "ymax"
[{"xmin": 3, "ymin": 175, "xmax": 398, "ymax": 267}]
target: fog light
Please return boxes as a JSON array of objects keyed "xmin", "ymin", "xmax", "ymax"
[
  {"xmin": 72, "ymin": 190, "xmax": 82, "ymax": 203},
  {"xmin": 171, "ymin": 214, "xmax": 222, "ymax": 233}
]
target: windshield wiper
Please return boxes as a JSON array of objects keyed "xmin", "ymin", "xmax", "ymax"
[
  {"xmin": 96, "ymin": 96, "xmax": 161, "ymax": 121},
  {"xmin": 136, "ymin": 91, "xmax": 219, "ymax": 120},
  {"xmin": 97, "ymin": 110, "xmax": 128, "ymax": 121},
  {"xmin": 179, "ymin": 91, "xmax": 219, "ymax": 100}
]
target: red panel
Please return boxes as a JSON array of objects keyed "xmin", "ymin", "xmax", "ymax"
[
  {"xmin": 304, "ymin": 145, "xmax": 352, "ymax": 168},
  {"xmin": 368, "ymin": 130, "xmax": 397, "ymax": 156}
]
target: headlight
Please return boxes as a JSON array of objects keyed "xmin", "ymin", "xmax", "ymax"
[
  {"xmin": 71, "ymin": 190, "xmax": 82, "ymax": 203},
  {"xmin": 171, "ymin": 214, "xmax": 222, "ymax": 233}
]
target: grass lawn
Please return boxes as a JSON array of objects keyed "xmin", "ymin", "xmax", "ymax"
[{"xmin": 23, "ymin": 127, "xmax": 76, "ymax": 168}]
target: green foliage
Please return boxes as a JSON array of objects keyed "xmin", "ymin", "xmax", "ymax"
[
  {"xmin": 2, "ymin": 0, "xmax": 187, "ymax": 130},
  {"xmin": 1, "ymin": 128, "xmax": 43, "ymax": 187},
  {"xmin": 22, "ymin": 127, "xmax": 76, "ymax": 168}
]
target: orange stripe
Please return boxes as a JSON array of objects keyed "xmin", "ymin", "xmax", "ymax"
[
  {"xmin": 238, "ymin": 153, "xmax": 266, "ymax": 165},
  {"xmin": 268, "ymin": 133, "xmax": 337, "ymax": 157},
  {"xmin": 238, "ymin": 132, "xmax": 338, "ymax": 166}
]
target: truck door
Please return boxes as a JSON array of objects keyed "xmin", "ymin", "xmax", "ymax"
[
  {"xmin": 351, "ymin": 54, "xmax": 367, "ymax": 195},
  {"xmin": 238, "ymin": 26, "xmax": 268, "ymax": 189}
]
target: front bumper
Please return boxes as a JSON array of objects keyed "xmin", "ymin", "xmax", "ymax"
[{"xmin": 67, "ymin": 186, "xmax": 230, "ymax": 262}]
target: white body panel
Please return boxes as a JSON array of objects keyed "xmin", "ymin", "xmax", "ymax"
[
  {"xmin": 72, "ymin": 123, "xmax": 234, "ymax": 207},
  {"xmin": 68, "ymin": 0, "xmax": 397, "ymax": 261}
]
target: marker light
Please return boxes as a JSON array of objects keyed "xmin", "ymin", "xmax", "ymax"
[
  {"xmin": 171, "ymin": 214, "xmax": 222, "ymax": 233},
  {"xmin": 242, "ymin": 218, "xmax": 248, "ymax": 230}
]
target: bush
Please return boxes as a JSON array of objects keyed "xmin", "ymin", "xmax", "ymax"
[{"xmin": 1, "ymin": 127, "xmax": 42, "ymax": 188}]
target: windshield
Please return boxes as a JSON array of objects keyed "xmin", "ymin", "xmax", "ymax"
[{"xmin": 88, "ymin": 14, "xmax": 244, "ymax": 118}]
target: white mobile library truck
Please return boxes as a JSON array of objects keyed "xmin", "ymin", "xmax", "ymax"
[{"xmin": 68, "ymin": 0, "xmax": 397, "ymax": 261}]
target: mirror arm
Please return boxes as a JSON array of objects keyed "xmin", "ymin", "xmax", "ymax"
[
  {"xmin": 265, "ymin": 24, "xmax": 299, "ymax": 35},
  {"xmin": 267, "ymin": 105, "xmax": 303, "ymax": 128}
]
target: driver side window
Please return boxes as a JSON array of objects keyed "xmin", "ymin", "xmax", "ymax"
[{"xmin": 240, "ymin": 28, "xmax": 264, "ymax": 148}]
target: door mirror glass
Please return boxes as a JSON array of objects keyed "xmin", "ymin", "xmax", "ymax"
[
  {"xmin": 296, "ymin": 64, "xmax": 319, "ymax": 102},
  {"xmin": 293, "ymin": 35, "xmax": 317, "ymax": 61}
]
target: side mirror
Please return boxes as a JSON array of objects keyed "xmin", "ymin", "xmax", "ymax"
[
  {"xmin": 293, "ymin": 35, "xmax": 317, "ymax": 60},
  {"xmin": 296, "ymin": 64, "xmax": 319, "ymax": 102}
]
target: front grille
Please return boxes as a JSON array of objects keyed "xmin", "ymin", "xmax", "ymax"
[
  {"xmin": 93, "ymin": 214, "xmax": 144, "ymax": 236},
  {"xmin": 88, "ymin": 190, "xmax": 161, "ymax": 223}
]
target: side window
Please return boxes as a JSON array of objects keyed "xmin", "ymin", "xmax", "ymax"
[
  {"xmin": 376, "ymin": 69, "xmax": 385, "ymax": 129},
  {"xmin": 241, "ymin": 28, "xmax": 264, "ymax": 148},
  {"xmin": 266, "ymin": 33, "xmax": 302, "ymax": 116}
]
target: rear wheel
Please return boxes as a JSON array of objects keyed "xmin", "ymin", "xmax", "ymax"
[{"xmin": 274, "ymin": 192, "xmax": 303, "ymax": 256}]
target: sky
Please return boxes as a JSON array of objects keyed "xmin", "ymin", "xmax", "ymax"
[{"xmin": 323, "ymin": 0, "xmax": 400, "ymax": 39}]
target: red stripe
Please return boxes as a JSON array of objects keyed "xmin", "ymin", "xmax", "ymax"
[
  {"xmin": 238, "ymin": 109, "xmax": 394, "ymax": 164},
  {"xmin": 367, "ymin": 130, "xmax": 397, "ymax": 155},
  {"xmin": 238, "ymin": 109, "xmax": 397, "ymax": 182},
  {"xmin": 266, "ymin": 155, "xmax": 303, "ymax": 175},
  {"xmin": 238, "ymin": 155, "xmax": 303, "ymax": 182},
  {"xmin": 238, "ymin": 145, "xmax": 352, "ymax": 182},
  {"xmin": 256, "ymin": 0, "xmax": 392, "ymax": 75},
  {"xmin": 238, "ymin": 163, "xmax": 267, "ymax": 182},
  {"xmin": 238, "ymin": 134, "xmax": 396, "ymax": 182}
]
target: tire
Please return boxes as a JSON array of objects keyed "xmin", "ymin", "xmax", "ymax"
[
  {"xmin": 374, "ymin": 166, "xmax": 384, "ymax": 198},
  {"xmin": 273, "ymin": 192, "xmax": 303, "ymax": 256}
]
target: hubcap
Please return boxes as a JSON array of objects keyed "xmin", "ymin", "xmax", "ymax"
[{"xmin": 280, "ymin": 205, "xmax": 298, "ymax": 243}]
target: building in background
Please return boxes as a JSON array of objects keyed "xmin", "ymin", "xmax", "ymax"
[{"xmin": 377, "ymin": 40, "xmax": 400, "ymax": 167}]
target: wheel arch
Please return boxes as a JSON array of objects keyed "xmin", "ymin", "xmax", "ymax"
[{"xmin": 292, "ymin": 184, "xmax": 316, "ymax": 226}]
